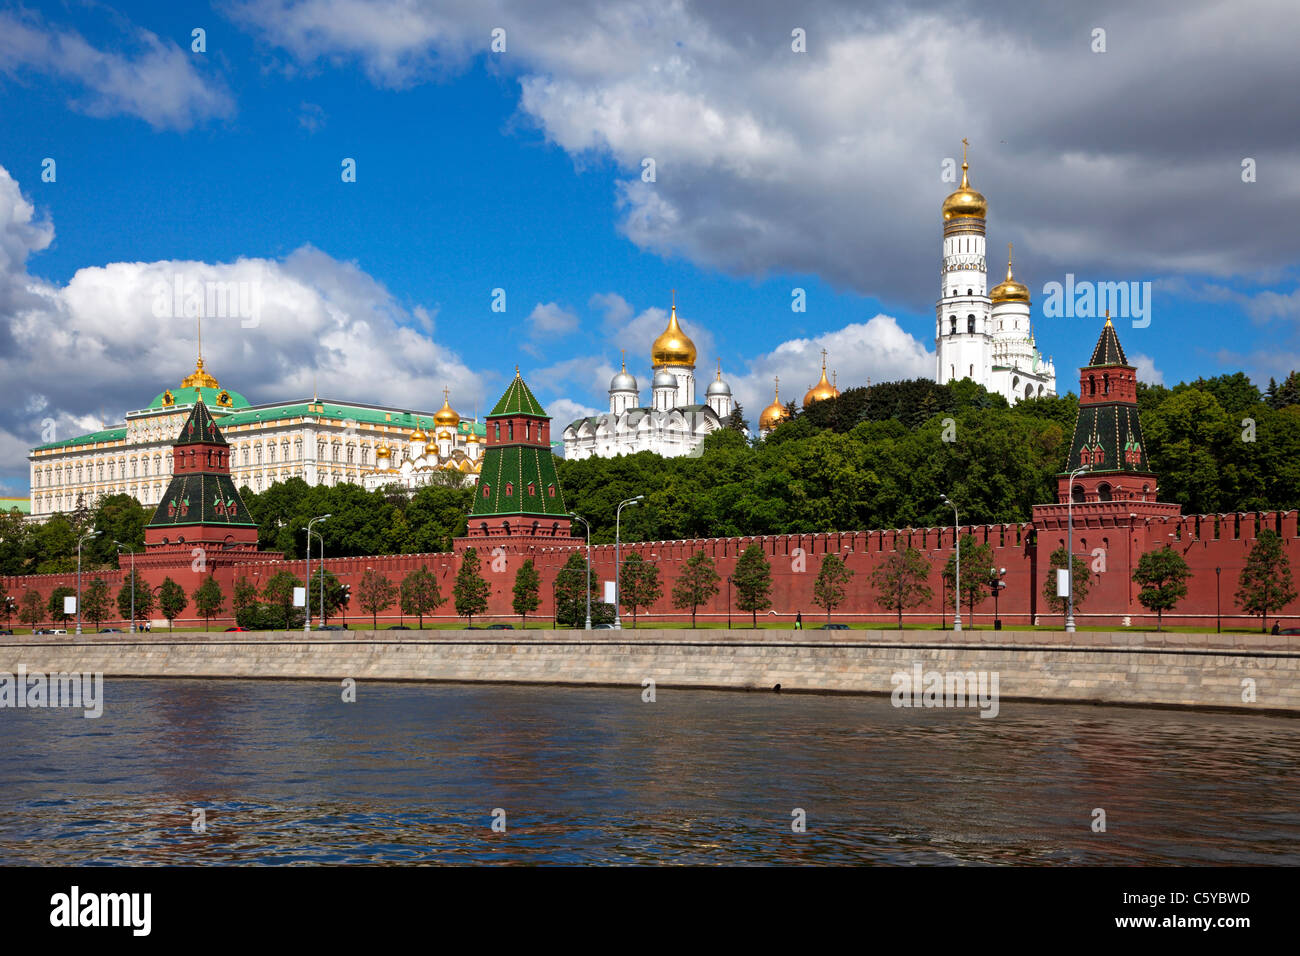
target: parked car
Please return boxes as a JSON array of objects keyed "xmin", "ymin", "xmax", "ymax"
[
  {"xmin": 592, "ymin": 623, "xmax": 615, "ymax": 630},
  {"xmin": 224, "ymin": 626, "xmax": 248, "ymax": 632},
  {"xmin": 485, "ymin": 624, "xmax": 515, "ymax": 630},
  {"xmin": 817, "ymin": 623, "xmax": 850, "ymax": 630},
  {"xmin": 0, "ymin": 628, "xmax": 12, "ymax": 635},
  {"xmin": 316, "ymin": 624, "xmax": 347, "ymax": 631},
  {"xmin": 99, "ymin": 628, "xmax": 122, "ymax": 633},
  {"xmin": 50, "ymin": 628, "xmax": 67, "ymax": 634},
  {"xmin": 388, "ymin": 625, "xmax": 411, "ymax": 630},
  {"xmin": 1280, "ymin": 627, "xmax": 1300, "ymax": 635}
]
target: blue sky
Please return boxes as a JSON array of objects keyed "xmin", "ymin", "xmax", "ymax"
[{"xmin": 1, "ymin": 0, "xmax": 1298, "ymax": 494}]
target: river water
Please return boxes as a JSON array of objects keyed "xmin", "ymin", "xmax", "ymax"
[{"xmin": 0, "ymin": 679, "xmax": 1296, "ymax": 865}]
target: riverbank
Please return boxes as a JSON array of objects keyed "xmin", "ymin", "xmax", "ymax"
[{"xmin": 3, "ymin": 628, "xmax": 1297, "ymax": 715}]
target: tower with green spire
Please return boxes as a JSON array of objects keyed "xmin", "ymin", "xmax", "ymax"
[
  {"xmin": 458, "ymin": 369, "xmax": 573, "ymax": 551},
  {"xmin": 144, "ymin": 399, "xmax": 261, "ymax": 551}
]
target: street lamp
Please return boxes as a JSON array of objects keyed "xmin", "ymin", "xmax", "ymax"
[
  {"xmin": 990, "ymin": 567, "xmax": 1007, "ymax": 629},
  {"xmin": 1065, "ymin": 465, "xmax": 1091, "ymax": 632},
  {"xmin": 304, "ymin": 527, "xmax": 326, "ymax": 628},
  {"xmin": 304, "ymin": 513, "xmax": 330, "ymax": 631},
  {"xmin": 1215, "ymin": 566, "xmax": 1222, "ymax": 634},
  {"xmin": 114, "ymin": 540, "xmax": 136, "ymax": 633},
  {"xmin": 939, "ymin": 495, "xmax": 960, "ymax": 632},
  {"xmin": 726, "ymin": 574, "xmax": 733, "ymax": 630},
  {"xmin": 569, "ymin": 512, "xmax": 592, "ymax": 630},
  {"xmin": 613, "ymin": 495, "xmax": 644, "ymax": 629},
  {"xmin": 75, "ymin": 529, "xmax": 101, "ymax": 635}
]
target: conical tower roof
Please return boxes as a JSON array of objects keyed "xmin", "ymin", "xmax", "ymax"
[
  {"xmin": 1087, "ymin": 313, "xmax": 1130, "ymax": 367},
  {"xmin": 175, "ymin": 398, "xmax": 228, "ymax": 446}
]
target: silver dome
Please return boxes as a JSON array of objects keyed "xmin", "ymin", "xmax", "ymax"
[
  {"xmin": 706, "ymin": 377, "xmax": 732, "ymax": 396},
  {"xmin": 610, "ymin": 370, "xmax": 639, "ymax": 392},
  {"xmin": 653, "ymin": 369, "xmax": 676, "ymax": 389}
]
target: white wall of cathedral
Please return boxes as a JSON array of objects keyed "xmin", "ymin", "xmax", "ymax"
[
  {"xmin": 563, "ymin": 408, "xmax": 721, "ymax": 461},
  {"xmin": 707, "ymin": 393, "xmax": 733, "ymax": 418},
  {"xmin": 610, "ymin": 389, "xmax": 638, "ymax": 415}
]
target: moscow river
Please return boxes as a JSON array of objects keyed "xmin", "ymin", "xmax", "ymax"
[{"xmin": 1, "ymin": 679, "xmax": 1297, "ymax": 865}]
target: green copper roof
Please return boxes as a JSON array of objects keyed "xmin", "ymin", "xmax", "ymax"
[
  {"xmin": 175, "ymin": 401, "xmax": 227, "ymax": 446},
  {"xmin": 148, "ymin": 385, "xmax": 251, "ymax": 410},
  {"xmin": 1086, "ymin": 320, "xmax": 1129, "ymax": 367},
  {"xmin": 489, "ymin": 373, "xmax": 547, "ymax": 417},
  {"xmin": 0, "ymin": 497, "xmax": 31, "ymax": 515},
  {"xmin": 215, "ymin": 401, "xmax": 488, "ymax": 435},
  {"xmin": 32, "ymin": 427, "xmax": 128, "ymax": 452},
  {"xmin": 148, "ymin": 472, "xmax": 257, "ymax": 528}
]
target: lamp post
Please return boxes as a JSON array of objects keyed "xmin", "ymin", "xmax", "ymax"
[
  {"xmin": 114, "ymin": 540, "xmax": 136, "ymax": 633},
  {"xmin": 726, "ymin": 574, "xmax": 733, "ymax": 630},
  {"xmin": 1065, "ymin": 465, "xmax": 1090, "ymax": 633},
  {"xmin": 613, "ymin": 495, "xmax": 644, "ymax": 629},
  {"xmin": 304, "ymin": 527, "xmax": 326, "ymax": 628},
  {"xmin": 304, "ymin": 513, "xmax": 330, "ymax": 631},
  {"xmin": 75, "ymin": 530, "xmax": 101, "ymax": 635},
  {"xmin": 990, "ymin": 567, "xmax": 1007, "ymax": 629},
  {"xmin": 569, "ymin": 512, "xmax": 592, "ymax": 630},
  {"xmin": 1215, "ymin": 566, "xmax": 1222, "ymax": 634},
  {"xmin": 939, "ymin": 495, "xmax": 960, "ymax": 632}
]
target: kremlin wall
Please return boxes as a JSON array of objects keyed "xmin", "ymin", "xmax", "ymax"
[{"xmin": 4, "ymin": 318, "xmax": 1300, "ymax": 633}]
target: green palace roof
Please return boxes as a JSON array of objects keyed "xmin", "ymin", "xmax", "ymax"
[
  {"xmin": 0, "ymin": 497, "xmax": 31, "ymax": 515},
  {"xmin": 32, "ymin": 426, "xmax": 128, "ymax": 452},
  {"xmin": 216, "ymin": 401, "xmax": 488, "ymax": 436},
  {"xmin": 147, "ymin": 384, "xmax": 251, "ymax": 410},
  {"xmin": 489, "ymin": 371, "xmax": 547, "ymax": 417}
]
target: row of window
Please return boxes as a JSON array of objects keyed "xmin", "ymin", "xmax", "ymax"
[{"xmin": 34, "ymin": 456, "xmax": 170, "ymax": 487}]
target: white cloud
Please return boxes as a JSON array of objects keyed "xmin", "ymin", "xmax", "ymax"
[
  {"xmin": 0, "ymin": 165, "xmax": 479, "ymax": 493},
  {"xmin": 1129, "ymin": 353, "xmax": 1165, "ymax": 386},
  {"xmin": 527, "ymin": 301, "xmax": 579, "ymax": 336},
  {"xmin": 547, "ymin": 397, "xmax": 603, "ymax": 431},
  {"xmin": 0, "ymin": 11, "xmax": 234, "ymax": 130}
]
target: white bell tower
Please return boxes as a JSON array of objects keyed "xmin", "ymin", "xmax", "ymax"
[{"xmin": 936, "ymin": 138, "xmax": 992, "ymax": 387}]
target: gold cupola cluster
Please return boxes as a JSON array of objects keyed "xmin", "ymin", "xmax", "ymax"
[
  {"xmin": 803, "ymin": 349, "xmax": 841, "ymax": 407},
  {"xmin": 990, "ymin": 242, "xmax": 1030, "ymax": 304},
  {"xmin": 941, "ymin": 138, "xmax": 987, "ymax": 221},
  {"xmin": 651, "ymin": 295, "xmax": 698, "ymax": 369},
  {"xmin": 759, "ymin": 377, "xmax": 791, "ymax": 431}
]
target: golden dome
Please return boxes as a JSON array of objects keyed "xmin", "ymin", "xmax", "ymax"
[
  {"xmin": 433, "ymin": 387, "xmax": 460, "ymax": 427},
  {"xmin": 423, "ymin": 440, "xmax": 439, "ymax": 457},
  {"xmin": 466, "ymin": 429, "xmax": 481, "ymax": 444},
  {"xmin": 375, "ymin": 444, "xmax": 391, "ymax": 459},
  {"xmin": 437, "ymin": 429, "xmax": 453, "ymax": 441},
  {"xmin": 803, "ymin": 350, "xmax": 840, "ymax": 407},
  {"xmin": 942, "ymin": 140, "xmax": 987, "ymax": 221},
  {"xmin": 180, "ymin": 357, "xmax": 219, "ymax": 390},
  {"xmin": 990, "ymin": 243, "xmax": 1030, "ymax": 303},
  {"xmin": 409, "ymin": 418, "xmax": 428, "ymax": 442},
  {"xmin": 651, "ymin": 298, "xmax": 698, "ymax": 368},
  {"xmin": 759, "ymin": 378, "xmax": 791, "ymax": 431}
]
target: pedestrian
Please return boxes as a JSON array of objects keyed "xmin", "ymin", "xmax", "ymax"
[
  {"xmin": 1271, "ymin": 621, "xmax": 1280, "ymax": 635},
  {"xmin": 794, "ymin": 610, "xmax": 803, "ymax": 630}
]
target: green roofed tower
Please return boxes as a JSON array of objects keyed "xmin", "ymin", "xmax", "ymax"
[
  {"xmin": 1056, "ymin": 313, "xmax": 1159, "ymax": 505},
  {"xmin": 145, "ymin": 399, "xmax": 261, "ymax": 552},
  {"xmin": 459, "ymin": 368, "xmax": 574, "ymax": 551}
]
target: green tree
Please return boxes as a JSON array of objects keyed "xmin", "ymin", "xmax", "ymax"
[
  {"xmin": 82, "ymin": 578, "xmax": 112, "ymax": 631},
  {"xmin": 1042, "ymin": 547, "xmax": 1092, "ymax": 625},
  {"xmin": 733, "ymin": 545, "xmax": 773, "ymax": 628},
  {"xmin": 158, "ymin": 576, "xmax": 188, "ymax": 631},
  {"xmin": 49, "ymin": 586, "xmax": 75, "ymax": 626},
  {"xmin": 554, "ymin": 552, "xmax": 594, "ymax": 628},
  {"xmin": 400, "ymin": 565, "xmax": 445, "ymax": 628},
  {"xmin": 193, "ymin": 576, "xmax": 226, "ymax": 630},
  {"xmin": 308, "ymin": 567, "xmax": 348, "ymax": 625},
  {"xmin": 116, "ymin": 571, "xmax": 155, "ymax": 628},
  {"xmin": 870, "ymin": 548, "xmax": 933, "ymax": 629},
  {"xmin": 260, "ymin": 570, "xmax": 304, "ymax": 631},
  {"xmin": 672, "ymin": 551, "xmax": 720, "ymax": 627},
  {"xmin": 357, "ymin": 569, "xmax": 398, "ymax": 629},
  {"xmin": 232, "ymin": 577, "xmax": 260, "ymax": 616},
  {"xmin": 1235, "ymin": 529, "xmax": 1298, "ymax": 632},
  {"xmin": 1132, "ymin": 546, "xmax": 1192, "ymax": 631},
  {"xmin": 618, "ymin": 552, "xmax": 662, "ymax": 628},
  {"xmin": 812, "ymin": 553, "xmax": 854, "ymax": 625},
  {"xmin": 19, "ymin": 590, "xmax": 44, "ymax": 629},
  {"xmin": 512, "ymin": 558, "xmax": 541, "ymax": 625},
  {"xmin": 942, "ymin": 536, "xmax": 995, "ymax": 627},
  {"xmin": 453, "ymin": 547, "xmax": 491, "ymax": 626}
]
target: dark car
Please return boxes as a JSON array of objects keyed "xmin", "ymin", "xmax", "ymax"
[
  {"xmin": 316, "ymin": 625, "xmax": 347, "ymax": 631},
  {"xmin": 817, "ymin": 623, "xmax": 850, "ymax": 630},
  {"xmin": 1279, "ymin": 627, "xmax": 1300, "ymax": 635},
  {"xmin": 485, "ymin": 624, "xmax": 515, "ymax": 630},
  {"xmin": 0, "ymin": 628, "xmax": 12, "ymax": 635},
  {"xmin": 99, "ymin": 628, "xmax": 123, "ymax": 633},
  {"xmin": 388, "ymin": 625, "xmax": 411, "ymax": 630}
]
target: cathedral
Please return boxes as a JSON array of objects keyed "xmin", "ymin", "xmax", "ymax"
[
  {"xmin": 935, "ymin": 141, "xmax": 1055, "ymax": 403},
  {"xmin": 561, "ymin": 300, "xmax": 735, "ymax": 459}
]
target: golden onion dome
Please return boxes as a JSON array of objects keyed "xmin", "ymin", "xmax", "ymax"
[
  {"xmin": 942, "ymin": 142, "xmax": 987, "ymax": 220},
  {"xmin": 651, "ymin": 300, "xmax": 698, "ymax": 368},
  {"xmin": 433, "ymin": 388, "xmax": 460, "ymax": 427},
  {"xmin": 803, "ymin": 351, "xmax": 840, "ymax": 407},
  {"xmin": 759, "ymin": 379, "xmax": 791, "ymax": 431},
  {"xmin": 409, "ymin": 419, "xmax": 428, "ymax": 442},
  {"xmin": 466, "ymin": 429, "xmax": 481, "ymax": 444},
  {"xmin": 437, "ymin": 429, "xmax": 453, "ymax": 441},
  {"xmin": 990, "ymin": 243, "xmax": 1030, "ymax": 304},
  {"xmin": 423, "ymin": 440, "xmax": 439, "ymax": 456},
  {"xmin": 375, "ymin": 444, "xmax": 391, "ymax": 459}
]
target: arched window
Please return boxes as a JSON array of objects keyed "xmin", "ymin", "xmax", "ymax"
[
  {"xmin": 949, "ymin": 316, "xmax": 957, "ymax": 335},
  {"xmin": 1098, "ymin": 483, "xmax": 1112, "ymax": 502},
  {"xmin": 1089, "ymin": 375, "xmax": 1096, "ymax": 396},
  {"xmin": 1024, "ymin": 384, "xmax": 1032, "ymax": 400},
  {"xmin": 1072, "ymin": 484, "xmax": 1085, "ymax": 503},
  {"xmin": 495, "ymin": 423, "xmax": 501, "ymax": 441},
  {"xmin": 1103, "ymin": 374, "xmax": 1110, "ymax": 395},
  {"xmin": 969, "ymin": 364, "xmax": 974, "ymax": 378},
  {"xmin": 508, "ymin": 422, "xmax": 514, "ymax": 441},
  {"xmin": 967, "ymin": 314, "xmax": 975, "ymax": 334}
]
